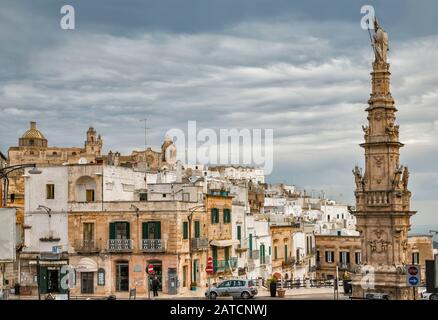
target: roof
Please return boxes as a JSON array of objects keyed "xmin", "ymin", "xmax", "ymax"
[{"xmin": 21, "ymin": 121, "xmax": 46, "ymax": 140}]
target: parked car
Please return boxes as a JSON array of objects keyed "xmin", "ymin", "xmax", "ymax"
[
  {"xmin": 205, "ymin": 279, "xmax": 258, "ymax": 299},
  {"xmin": 420, "ymin": 289, "xmax": 438, "ymax": 300},
  {"xmin": 365, "ymin": 292, "xmax": 390, "ymax": 300}
]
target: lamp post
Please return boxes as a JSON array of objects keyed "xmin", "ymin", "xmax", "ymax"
[
  {"xmin": 0, "ymin": 164, "xmax": 42, "ymax": 207},
  {"xmin": 187, "ymin": 205, "xmax": 205, "ymax": 288}
]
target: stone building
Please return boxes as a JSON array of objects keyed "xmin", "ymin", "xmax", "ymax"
[
  {"xmin": 315, "ymin": 234, "xmax": 361, "ymax": 280},
  {"xmin": 269, "ymin": 222, "xmax": 299, "ymax": 280},
  {"xmin": 8, "ymin": 122, "xmax": 102, "ymax": 167},
  {"xmin": 205, "ymin": 190, "xmax": 238, "ymax": 283},
  {"xmin": 66, "ymin": 164, "xmax": 209, "ymax": 297},
  {"xmin": 351, "ymin": 22, "xmax": 417, "ymax": 299},
  {"xmin": 407, "ymin": 235, "xmax": 435, "ymax": 284}
]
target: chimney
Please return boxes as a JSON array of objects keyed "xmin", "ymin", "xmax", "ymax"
[{"xmin": 30, "ymin": 121, "xmax": 36, "ymax": 130}]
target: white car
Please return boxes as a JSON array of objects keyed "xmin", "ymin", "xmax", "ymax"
[{"xmin": 420, "ymin": 289, "xmax": 438, "ymax": 300}]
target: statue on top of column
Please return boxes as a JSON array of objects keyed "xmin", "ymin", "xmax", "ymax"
[{"xmin": 373, "ymin": 19, "xmax": 389, "ymax": 63}]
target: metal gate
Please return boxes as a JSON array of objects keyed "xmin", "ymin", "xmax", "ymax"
[{"xmin": 167, "ymin": 268, "xmax": 178, "ymax": 295}]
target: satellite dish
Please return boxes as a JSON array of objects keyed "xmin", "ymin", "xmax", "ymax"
[
  {"xmin": 78, "ymin": 157, "xmax": 88, "ymax": 165},
  {"xmin": 188, "ymin": 175, "xmax": 199, "ymax": 184}
]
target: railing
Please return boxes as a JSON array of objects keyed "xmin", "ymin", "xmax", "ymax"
[
  {"xmin": 248, "ymin": 250, "xmax": 260, "ymax": 260},
  {"xmin": 282, "ymin": 257, "xmax": 296, "ymax": 268},
  {"xmin": 108, "ymin": 239, "xmax": 132, "ymax": 252},
  {"xmin": 365, "ymin": 191, "xmax": 391, "ymax": 206},
  {"xmin": 260, "ymin": 255, "xmax": 271, "ymax": 266},
  {"xmin": 236, "ymin": 239, "xmax": 248, "ymax": 250},
  {"xmin": 191, "ymin": 237, "xmax": 209, "ymax": 251},
  {"xmin": 74, "ymin": 240, "xmax": 100, "ymax": 253},
  {"xmin": 214, "ymin": 258, "xmax": 238, "ymax": 272},
  {"xmin": 141, "ymin": 239, "xmax": 166, "ymax": 252}
]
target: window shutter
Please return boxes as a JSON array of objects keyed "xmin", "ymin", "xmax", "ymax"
[
  {"xmin": 237, "ymin": 226, "xmax": 241, "ymax": 241},
  {"xmin": 156, "ymin": 221, "xmax": 161, "ymax": 239},
  {"xmin": 249, "ymin": 233, "xmax": 253, "ymax": 258},
  {"xmin": 346, "ymin": 252, "xmax": 350, "ymax": 263},
  {"xmin": 215, "ymin": 208, "xmax": 219, "ymax": 223},
  {"xmin": 325, "ymin": 251, "xmax": 329, "ymax": 262},
  {"xmin": 142, "ymin": 222, "xmax": 148, "ymax": 239},
  {"xmin": 194, "ymin": 221, "xmax": 200, "ymax": 238},
  {"xmin": 183, "ymin": 221, "xmax": 188, "ymax": 239},
  {"xmin": 126, "ymin": 222, "xmax": 130, "ymax": 239},
  {"xmin": 339, "ymin": 252, "xmax": 343, "ymax": 263},
  {"xmin": 109, "ymin": 222, "xmax": 116, "ymax": 240},
  {"xmin": 211, "ymin": 209, "xmax": 215, "ymax": 223}
]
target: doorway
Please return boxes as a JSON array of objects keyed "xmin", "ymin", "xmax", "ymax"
[
  {"xmin": 116, "ymin": 262, "xmax": 129, "ymax": 292},
  {"xmin": 47, "ymin": 269, "xmax": 59, "ymax": 293},
  {"xmin": 81, "ymin": 272, "xmax": 94, "ymax": 294},
  {"xmin": 148, "ymin": 260, "xmax": 162, "ymax": 290}
]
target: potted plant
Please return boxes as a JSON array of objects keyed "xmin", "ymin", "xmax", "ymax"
[
  {"xmin": 268, "ymin": 276, "xmax": 277, "ymax": 297},
  {"xmin": 277, "ymin": 287, "xmax": 286, "ymax": 298},
  {"xmin": 190, "ymin": 282, "xmax": 197, "ymax": 291}
]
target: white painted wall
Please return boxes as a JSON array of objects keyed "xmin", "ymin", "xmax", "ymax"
[{"xmin": 24, "ymin": 167, "xmax": 68, "ymax": 253}]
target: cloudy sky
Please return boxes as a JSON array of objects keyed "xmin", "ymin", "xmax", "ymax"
[{"xmin": 0, "ymin": 0, "xmax": 437, "ymax": 230}]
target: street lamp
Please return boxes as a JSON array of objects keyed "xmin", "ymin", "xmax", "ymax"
[
  {"xmin": 0, "ymin": 164, "xmax": 41, "ymax": 206},
  {"xmin": 187, "ymin": 205, "xmax": 205, "ymax": 288}
]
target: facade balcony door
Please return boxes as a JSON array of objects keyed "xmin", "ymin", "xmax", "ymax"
[{"xmin": 81, "ymin": 272, "xmax": 94, "ymax": 294}]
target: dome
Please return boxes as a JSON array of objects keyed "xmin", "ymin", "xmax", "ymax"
[{"xmin": 22, "ymin": 121, "xmax": 46, "ymax": 140}]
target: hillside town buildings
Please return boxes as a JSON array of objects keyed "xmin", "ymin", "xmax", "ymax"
[{"xmin": 0, "ymin": 120, "xmax": 434, "ymax": 299}]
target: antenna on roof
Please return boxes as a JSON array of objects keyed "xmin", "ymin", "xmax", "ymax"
[{"xmin": 140, "ymin": 118, "xmax": 150, "ymax": 189}]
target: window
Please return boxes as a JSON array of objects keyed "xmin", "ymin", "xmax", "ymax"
[
  {"xmin": 183, "ymin": 266, "xmax": 188, "ymax": 287},
  {"xmin": 86, "ymin": 189, "xmax": 95, "ymax": 202},
  {"xmin": 260, "ymin": 244, "xmax": 266, "ymax": 264},
  {"xmin": 339, "ymin": 251, "xmax": 350, "ymax": 264},
  {"xmin": 183, "ymin": 221, "xmax": 189, "ymax": 239},
  {"xmin": 223, "ymin": 208, "xmax": 231, "ymax": 223},
  {"xmin": 355, "ymin": 252, "xmax": 361, "ymax": 265},
  {"xmin": 274, "ymin": 246, "xmax": 278, "ymax": 260},
  {"xmin": 194, "ymin": 220, "xmax": 200, "ymax": 238},
  {"xmin": 316, "ymin": 250, "xmax": 320, "ymax": 262},
  {"xmin": 81, "ymin": 272, "xmax": 94, "ymax": 294},
  {"xmin": 249, "ymin": 234, "xmax": 253, "ymax": 258},
  {"xmin": 83, "ymin": 223, "xmax": 94, "ymax": 242},
  {"xmin": 325, "ymin": 251, "xmax": 335, "ymax": 263},
  {"xmin": 284, "ymin": 245, "xmax": 288, "ymax": 262},
  {"xmin": 412, "ymin": 252, "xmax": 420, "ymax": 265},
  {"xmin": 109, "ymin": 222, "xmax": 130, "ymax": 240},
  {"xmin": 142, "ymin": 221, "xmax": 161, "ymax": 239},
  {"xmin": 162, "ymin": 194, "xmax": 166, "ymax": 198},
  {"xmin": 46, "ymin": 184, "xmax": 55, "ymax": 199},
  {"xmin": 211, "ymin": 208, "xmax": 219, "ymax": 224},
  {"xmin": 116, "ymin": 263, "xmax": 129, "ymax": 292},
  {"xmin": 10, "ymin": 193, "xmax": 15, "ymax": 203},
  {"xmin": 237, "ymin": 226, "xmax": 241, "ymax": 242},
  {"xmin": 139, "ymin": 192, "xmax": 148, "ymax": 201},
  {"xmin": 327, "ymin": 215, "xmax": 331, "ymax": 221}
]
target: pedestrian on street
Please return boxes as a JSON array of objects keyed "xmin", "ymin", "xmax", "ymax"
[{"xmin": 152, "ymin": 276, "xmax": 161, "ymax": 297}]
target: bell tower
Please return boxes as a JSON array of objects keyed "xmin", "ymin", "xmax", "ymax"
[
  {"xmin": 85, "ymin": 126, "xmax": 103, "ymax": 156},
  {"xmin": 351, "ymin": 21, "xmax": 416, "ymax": 300}
]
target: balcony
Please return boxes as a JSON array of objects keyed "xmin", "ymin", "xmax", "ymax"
[
  {"xmin": 214, "ymin": 258, "xmax": 238, "ymax": 273},
  {"xmin": 235, "ymin": 239, "xmax": 248, "ymax": 251},
  {"xmin": 191, "ymin": 237, "xmax": 209, "ymax": 251},
  {"xmin": 248, "ymin": 250, "xmax": 260, "ymax": 260},
  {"xmin": 74, "ymin": 240, "xmax": 100, "ymax": 253},
  {"xmin": 338, "ymin": 262, "xmax": 353, "ymax": 271},
  {"xmin": 281, "ymin": 257, "xmax": 296, "ymax": 268},
  {"xmin": 141, "ymin": 239, "xmax": 166, "ymax": 252},
  {"xmin": 108, "ymin": 239, "xmax": 132, "ymax": 252},
  {"xmin": 260, "ymin": 255, "xmax": 271, "ymax": 266}
]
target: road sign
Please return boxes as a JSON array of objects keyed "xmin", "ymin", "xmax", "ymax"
[
  {"xmin": 206, "ymin": 257, "xmax": 214, "ymax": 274},
  {"xmin": 406, "ymin": 264, "xmax": 421, "ymax": 287},
  {"xmin": 148, "ymin": 264, "xmax": 154, "ymax": 274}
]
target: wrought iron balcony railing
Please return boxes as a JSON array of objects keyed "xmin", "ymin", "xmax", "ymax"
[
  {"xmin": 74, "ymin": 239, "xmax": 100, "ymax": 253},
  {"xmin": 191, "ymin": 237, "xmax": 209, "ymax": 251},
  {"xmin": 214, "ymin": 258, "xmax": 238, "ymax": 272},
  {"xmin": 108, "ymin": 239, "xmax": 133, "ymax": 252},
  {"xmin": 141, "ymin": 239, "xmax": 166, "ymax": 252}
]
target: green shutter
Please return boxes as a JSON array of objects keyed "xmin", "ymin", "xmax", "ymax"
[
  {"xmin": 249, "ymin": 233, "xmax": 253, "ymax": 258},
  {"xmin": 194, "ymin": 221, "xmax": 200, "ymax": 238},
  {"xmin": 38, "ymin": 267, "xmax": 48, "ymax": 294},
  {"xmin": 183, "ymin": 221, "xmax": 188, "ymax": 239},
  {"xmin": 109, "ymin": 222, "xmax": 116, "ymax": 240},
  {"xmin": 285, "ymin": 245, "xmax": 288, "ymax": 262},
  {"xmin": 215, "ymin": 208, "xmax": 219, "ymax": 223},
  {"xmin": 223, "ymin": 209, "xmax": 231, "ymax": 223},
  {"xmin": 269, "ymin": 246, "xmax": 271, "ymax": 255},
  {"xmin": 156, "ymin": 221, "xmax": 161, "ymax": 239},
  {"xmin": 126, "ymin": 222, "xmax": 130, "ymax": 239},
  {"xmin": 211, "ymin": 209, "xmax": 215, "ymax": 224},
  {"xmin": 142, "ymin": 222, "xmax": 149, "ymax": 239},
  {"xmin": 225, "ymin": 247, "xmax": 230, "ymax": 261},
  {"xmin": 237, "ymin": 226, "xmax": 241, "ymax": 241}
]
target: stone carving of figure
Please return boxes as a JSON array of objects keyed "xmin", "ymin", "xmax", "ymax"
[
  {"xmin": 362, "ymin": 125, "xmax": 370, "ymax": 139},
  {"xmin": 373, "ymin": 19, "xmax": 389, "ymax": 63},
  {"xmin": 392, "ymin": 165, "xmax": 403, "ymax": 189},
  {"xmin": 402, "ymin": 166, "xmax": 409, "ymax": 191},
  {"xmin": 352, "ymin": 166, "xmax": 364, "ymax": 191}
]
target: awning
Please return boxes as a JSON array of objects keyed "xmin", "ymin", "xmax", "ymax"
[
  {"xmin": 29, "ymin": 260, "xmax": 68, "ymax": 266},
  {"xmin": 75, "ymin": 257, "xmax": 98, "ymax": 272},
  {"xmin": 210, "ymin": 239, "xmax": 239, "ymax": 247}
]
